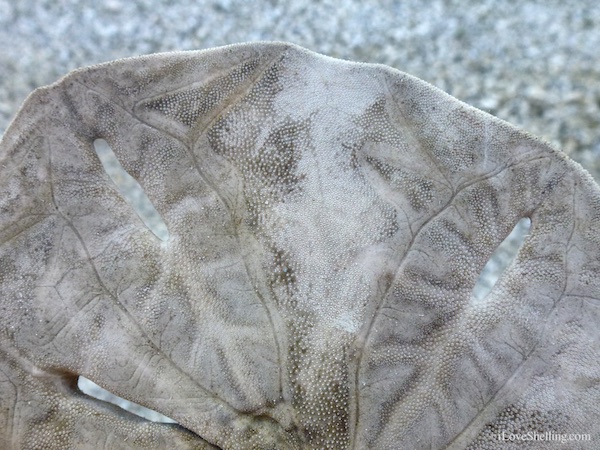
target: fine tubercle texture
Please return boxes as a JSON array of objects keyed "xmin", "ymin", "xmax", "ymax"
[{"xmin": 0, "ymin": 42, "xmax": 599, "ymax": 449}]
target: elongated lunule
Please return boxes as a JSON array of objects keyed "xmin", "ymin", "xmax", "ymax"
[
  {"xmin": 93, "ymin": 138, "xmax": 169, "ymax": 241},
  {"xmin": 472, "ymin": 217, "xmax": 531, "ymax": 301},
  {"xmin": 78, "ymin": 376, "xmax": 176, "ymax": 423}
]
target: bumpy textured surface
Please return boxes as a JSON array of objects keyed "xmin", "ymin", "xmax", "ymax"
[{"xmin": 1, "ymin": 42, "xmax": 599, "ymax": 449}]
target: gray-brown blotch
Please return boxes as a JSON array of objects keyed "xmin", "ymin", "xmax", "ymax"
[{"xmin": 1, "ymin": 42, "xmax": 599, "ymax": 449}]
